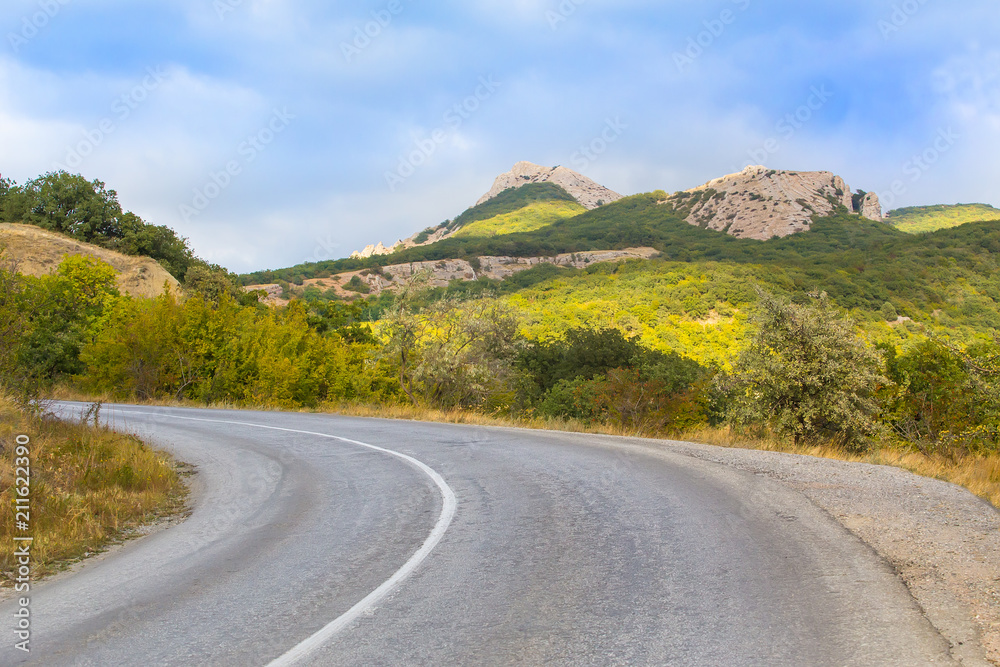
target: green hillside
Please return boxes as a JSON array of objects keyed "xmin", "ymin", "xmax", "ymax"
[
  {"xmin": 241, "ymin": 191, "xmax": 905, "ymax": 285},
  {"xmin": 403, "ymin": 215, "xmax": 1000, "ymax": 365},
  {"xmin": 453, "ymin": 199, "xmax": 586, "ymax": 238},
  {"xmin": 886, "ymin": 204, "xmax": 1000, "ymax": 234},
  {"xmin": 407, "ymin": 182, "xmax": 579, "ymax": 244},
  {"xmin": 242, "ymin": 189, "xmax": 1000, "ymax": 362}
]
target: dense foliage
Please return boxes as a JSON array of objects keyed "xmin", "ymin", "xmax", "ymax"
[
  {"xmin": 726, "ymin": 291, "xmax": 886, "ymax": 447},
  {"xmin": 887, "ymin": 203, "xmax": 1000, "ymax": 234},
  {"xmin": 2, "ymin": 170, "xmax": 998, "ymax": 455}
]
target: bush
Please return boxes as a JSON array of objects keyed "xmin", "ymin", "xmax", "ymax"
[
  {"xmin": 880, "ymin": 301, "xmax": 898, "ymax": 321},
  {"xmin": 727, "ymin": 290, "xmax": 885, "ymax": 448},
  {"xmin": 343, "ymin": 275, "xmax": 371, "ymax": 294},
  {"xmin": 883, "ymin": 337, "xmax": 1000, "ymax": 453}
]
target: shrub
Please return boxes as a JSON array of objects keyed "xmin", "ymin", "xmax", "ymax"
[
  {"xmin": 727, "ymin": 290, "xmax": 886, "ymax": 448},
  {"xmin": 343, "ymin": 275, "xmax": 371, "ymax": 294}
]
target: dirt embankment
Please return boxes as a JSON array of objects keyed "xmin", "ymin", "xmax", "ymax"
[{"xmin": 0, "ymin": 223, "xmax": 179, "ymax": 298}]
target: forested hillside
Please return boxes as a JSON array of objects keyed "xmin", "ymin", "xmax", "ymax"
[
  {"xmin": 0, "ymin": 172, "xmax": 196, "ymax": 280},
  {"xmin": 886, "ymin": 204, "xmax": 1000, "ymax": 234},
  {"xmin": 2, "ymin": 170, "xmax": 998, "ymax": 481}
]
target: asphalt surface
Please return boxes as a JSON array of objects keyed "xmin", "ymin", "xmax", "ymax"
[{"xmin": 0, "ymin": 404, "xmax": 957, "ymax": 666}]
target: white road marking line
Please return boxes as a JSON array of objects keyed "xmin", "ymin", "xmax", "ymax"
[{"xmin": 108, "ymin": 407, "xmax": 457, "ymax": 667}]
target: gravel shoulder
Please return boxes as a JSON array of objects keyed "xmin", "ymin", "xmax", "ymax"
[{"xmin": 644, "ymin": 438, "xmax": 1000, "ymax": 667}]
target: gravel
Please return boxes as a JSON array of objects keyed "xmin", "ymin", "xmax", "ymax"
[{"xmin": 642, "ymin": 438, "xmax": 1000, "ymax": 667}]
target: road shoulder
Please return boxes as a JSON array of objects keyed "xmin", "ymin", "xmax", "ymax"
[{"xmin": 653, "ymin": 438, "xmax": 1000, "ymax": 667}]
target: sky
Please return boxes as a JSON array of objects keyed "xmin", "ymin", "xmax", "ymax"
[{"xmin": 1, "ymin": 0, "xmax": 998, "ymax": 273}]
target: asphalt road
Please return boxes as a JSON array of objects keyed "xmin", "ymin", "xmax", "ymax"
[{"xmin": 1, "ymin": 404, "xmax": 957, "ymax": 666}]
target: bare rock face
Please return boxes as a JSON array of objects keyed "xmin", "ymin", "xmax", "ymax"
[
  {"xmin": 861, "ymin": 192, "xmax": 884, "ymax": 222},
  {"xmin": 476, "ymin": 161, "xmax": 624, "ymax": 210},
  {"xmin": 670, "ymin": 166, "xmax": 883, "ymax": 240},
  {"xmin": 302, "ymin": 248, "xmax": 661, "ymax": 299},
  {"xmin": 350, "ymin": 241, "xmax": 403, "ymax": 260}
]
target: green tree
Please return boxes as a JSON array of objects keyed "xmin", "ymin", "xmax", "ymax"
[
  {"xmin": 183, "ymin": 263, "xmax": 244, "ymax": 304},
  {"xmin": 2, "ymin": 171, "xmax": 196, "ymax": 280},
  {"xmin": 883, "ymin": 337, "xmax": 1000, "ymax": 452},
  {"xmin": 518, "ymin": 327, "xmax": 643, "ymax": 400},
  {"xmin": 0, "ymin": 176, "xmax": 12, "ymax": 204},
  {"xmin": 880, "ymin": 301, "xmax": 898, "ymax": 321},
  {"xmin": 2, "ymin": 171, "xmax": 125, "ymax": 240},
  {"xmin": 17, "ymin": 256, "xmax": 120, "ymax": 384},
  {"xmin": 381, "ymin": 293, "xmax": 521, "ymax": 409},
  {"xmin": 728, "ymin": 290, "xmax": 886, "ymax": 447}
]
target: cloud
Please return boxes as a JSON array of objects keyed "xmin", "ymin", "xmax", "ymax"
[{"xmin": 1, "ymin": 0, "xmax": 999, "ymax": 272}]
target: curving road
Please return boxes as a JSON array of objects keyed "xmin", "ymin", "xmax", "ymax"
[{"xmin": 1, "ymin": 404, "xmax": 956, "ymax": 666}]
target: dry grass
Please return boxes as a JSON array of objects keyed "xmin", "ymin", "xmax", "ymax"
[
  {"xmin": 0, "ymin": 397, "xmax": 188, "ymax": 584},
  {"xmin": 0, "ymin": 223, "xmax": 178, "ymax": 298},
  {"xmin": 333, "ymin": 405, "xmax": 1000, "ymax": 509},
  {"xmin": 677, "ymin": 424, "xmax": 1000, "ymax": 509}
]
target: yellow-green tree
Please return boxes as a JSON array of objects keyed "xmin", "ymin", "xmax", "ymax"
[
  {"xmin": 728, "ymin": 290, "xmax": 886, "ymax": 447},
  {"xmin": 380, "ymin": 294, "xmax": 521, "ymax": 410}
]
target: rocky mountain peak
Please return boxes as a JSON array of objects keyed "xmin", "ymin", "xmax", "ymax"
[
  {"xmin": 670, "ymin": 166, "xmax": 883, "ymax": 240},
  {"xmin": 476, "ymin": 161, "xmax": 623, "ymax": 210}
]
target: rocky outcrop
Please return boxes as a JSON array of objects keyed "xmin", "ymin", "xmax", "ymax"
[
  {"xmin": 262, "ymin": 248, "xmax": 660, "ymax": 303},
  {"xmin": 372, "ymin": 248, "xmax": 658, "ymax": 290},
  {"xmin": 669, "ymin": 166, "xmax": 883, "ymax": 240},
  {"xmin": 350, "ymin": 241, "xmax": 402, "ymax": 260},
  {"xmin": 476, "ymin": 161, "xmax": 623, "ymax": 210},
  {"xmin": 860, "ymin": 192, "xmax": 884, "ymax": 222}
]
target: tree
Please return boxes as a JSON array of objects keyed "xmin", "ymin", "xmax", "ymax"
[
  {"xmin": 183, "ymin": 263, "xmax": 243, "ymax": 304},
  {"xmin": 15, "ymin": 256, "xmax": 119, "ymax": 385},
  {"xmin": 1, "ymin": 171, "xmax": 124, "ymax": 240},
  {"xmin": 1, "ymin": 171, "xmax": 196, "ymax": 280},
  {"xmin": 883, "ymin": 336, "xmax": 1000, "ymax": 452},
  {"xmin": 728, "ymin": 290, "xmax": 886, "ymax": 447},
  {"xmin": 381, "ymin": 291, "xmax": 521, "ymax": 410},
  {"xmin": 0, "ymin": 175, "xmax": 12, "ymax": 203},
  {"xmin": 518, "ymin": 327, "xmax": 643, "ymax": 400},
  {"xmin": 880, "ymin": 301, "xmax": 898, "ymax": 321},
  {"xmin": 0, "ymin": 258, "xmax": 28, "ymax": 398}
]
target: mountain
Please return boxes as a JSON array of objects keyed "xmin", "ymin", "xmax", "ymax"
[
  {"xmin": 475, "ymin": 161, "xmax": 624, "ymax": 210},
  {"xmin": 0, "ymin": 223, "xmax": 179, "ymax": 298},
  {"xmin": 245, "ymin": 164, "xmax": 901, "ymax": 292},
  {"xmin": 350, "ymin": 162, "xmax": 618, "ymax": 258},
  {"xmin": 666, "ymin": 165, "xmax": 883, "ymax": 240},
  {"xmin": 886, "ymin": 204, "xmax": 1000, "ymax": 234}
]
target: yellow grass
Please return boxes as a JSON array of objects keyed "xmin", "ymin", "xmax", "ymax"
[
  {"xmin": 452, "ymin": 200, "xmax": 587, "ymax": 238},
  {"xmin": 678, "ymin": 424, "xmax": 1000, "ymax": 508},
  {"xmin": 0, "ymin": 397, "xmax": 188, "ymax": 584},
  {"xmin": 0, "ymin": 223, "xmax": 178, "ymax": 298}
]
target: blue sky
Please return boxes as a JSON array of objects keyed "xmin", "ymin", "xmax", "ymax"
[{"xmin": 1, "ymin": 0, "xmax": 997, "ymax": 272}]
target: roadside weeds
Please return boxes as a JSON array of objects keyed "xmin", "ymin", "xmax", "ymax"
[{"xmin": 0, "ymin": 396, "xmax": 190, "ymax": 587}]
